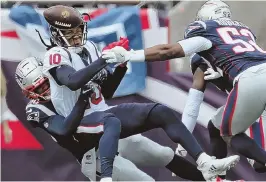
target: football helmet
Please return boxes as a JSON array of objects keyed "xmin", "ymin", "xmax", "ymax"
[
  {"xmin": 196, "ymin": 0, "xmax": 232, "ymax": 21},
  {"xmin": 44, "ymin": 5, "xmax": 88, "ymax": 52},
  {"xmin": 15, "ymin": 57, "xmax": 50, "ymax": 102}
]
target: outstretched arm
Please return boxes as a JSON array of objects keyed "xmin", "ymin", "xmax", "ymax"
[
  {"xmin": 143, "ymin": 36, "xmax": 212, "ymax": 62},
  {"xmin": 102, "ymin": 36, "xmax": 212, "ymax": 63}
]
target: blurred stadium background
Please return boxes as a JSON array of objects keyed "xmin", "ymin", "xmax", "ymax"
[{"xmin": 1, "ymin": 0, "xmax": 266, "ymax": 181}]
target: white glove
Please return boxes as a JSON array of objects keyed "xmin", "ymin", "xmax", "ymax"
[
  {"xmin": 204, "ymin": 68, "xmax": 222, "ymax": 80},
  {"xmin": 102, "ymin": 46, "xmax": 131, "ymax": 64}
]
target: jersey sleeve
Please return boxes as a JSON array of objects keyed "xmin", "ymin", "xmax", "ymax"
[
  {"xmin": 84, "ymin": 41, "xmax": 101, "ymax": 63},
  {"xmin": 25, "ymin": 103, "xmax": 63, "ymax": 133},
  {"xmin": 26, "ymin": 106, "xmax": 51, "ymax": 128},
  {"xmin": 25, "ymin": 105, "xmax": 72, "ymax": 135},
  {"xmin": 89, "ymin": 41, "xmax": 101, "ymax": 60},
  {"xmin": 190, "ymin": 54, "xmax": 208, "ymax": 74},
  {"xmin": 184, "ymin": 21, "xmax": 208, "ymax": 39},
  {"xmin": 42, "ymin": 47, "xmax": 73, "ymax": 78}
]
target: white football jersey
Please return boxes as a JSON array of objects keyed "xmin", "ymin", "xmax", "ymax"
[{"xmin": 42, "ymin": 41, "xmax": 109, "ymax": 117}]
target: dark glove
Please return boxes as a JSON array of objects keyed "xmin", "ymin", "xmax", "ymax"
[
  {"xmin": 79, "ymin": 83, "xmax": 95, "ymax": 102},
  {"xmin": 91, "ymin": 68, "xmax": 108, "ymax": 85}
]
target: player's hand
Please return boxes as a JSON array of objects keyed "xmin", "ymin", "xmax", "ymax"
[
  {"xmin": 204, "ymin": 68, "xmax": 222, "ymax": 80},
  {"xmin": 102, "ymin": 46, "xmax": 131, "ymax": 64},
  {"xmin": 2, "ymin": 121, "xmax": 13, "ymax": 144},
  {"xmin": 102, "ymin": 37, "xmax": 130, "ymax": 67},
  {"xmin": 80, "ymin": 83, "xmax": 95, "ymax": 102}
]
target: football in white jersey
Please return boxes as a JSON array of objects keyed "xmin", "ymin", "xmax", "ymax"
[{"xmin": 42, "ymin": 41, "xmax": 109, "ymax": 117}]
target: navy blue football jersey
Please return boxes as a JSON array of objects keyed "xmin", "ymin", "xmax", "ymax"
[
  {"xmin": 185, "ymin": 19, "xmax": 266, "ymax": 84},
  {"xmin": 26, "ymin": 101, "xmax": 90, "ymax": 162},
  {"xmin": 190, "ymin": 54, "xmax": 232, "ymax": 93}
]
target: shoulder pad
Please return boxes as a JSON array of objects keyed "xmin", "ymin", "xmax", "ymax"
[
  {"xmin": 26, "ymin": 106, "xmax": 42, "ymax": 123},
  {"xmin": 26, "ymin": 103, "xmax": 56, "ymax": 124},
  {"xmin": 204, "ymin": 20, "xmax": 220, "ymax": 26},
  {"xmin": 43, "ymin": 47, "xmax": 72, "ymax": 75},
  {"xmin": 44, "ymin": 47, "xmax": 70, "ymax": 60},
  {"xmin": 87, "ymin": 41, "xmax": 99, "ymax": 51},
  {"xmin": 85, "ymin": 41, "xmax": 101, "ymax": 61},
  {"xmin": 184, "ymin": 21, "xmax": 207, "ymax": 39}
]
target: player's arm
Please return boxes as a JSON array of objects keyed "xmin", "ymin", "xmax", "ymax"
[
  {"xmin": 103, "ymin": 21, "xmax": 212, "ymax": 63},
  {"xmin": 144, "ymin": 21, "xmax": 212, "ymax": 62},
  {"xmin": 27, "ymin": 94, "xmax": 89, "ymax": 135},
  {"xmin": 104, "ymin": 36, "xmax": 212, "ymax": 62},
  {"xmin": 43, "ymin": 48, "xmax": 108, "ymax": 91},
  {"xmin": 181, "ymin": 54, "xmax": 207, "ymax": 132},
  {"xmin": 100, "ymin": 65, "xmax": 127, "ymax": 99},
  {"xmin": 97, "ymin": 37, "xmax": 129, "ymax": 99},
  {"xmin": 144, "ymin": 36, "xmax": 212, "ymax": 61}
]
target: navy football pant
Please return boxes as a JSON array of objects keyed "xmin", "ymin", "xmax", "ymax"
[{"xmin": 79, "ymin": 103, "xmax": 203, "ymax": 178}]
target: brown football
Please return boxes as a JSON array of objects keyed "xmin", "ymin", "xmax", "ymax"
[{"xmin": 43, "ymin": 5, "xmax": 83, "ymax": 29}]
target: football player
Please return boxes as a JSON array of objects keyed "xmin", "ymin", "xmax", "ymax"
[
  {"xmin": 103, "ymin": 0, "xmax": 266, "ymax": 168},
  {"xmin": 176, "ymin": 53, "xmax": 266, "ymax": 177},
  {"xmin": 15, "ymin": 56, "xmax": 154, "ymax": 181},
  {"xmin": 39, "ymin": 5, "xmax": 239, "ymax": 181},
  {"xmin": 16, "ymin": 56, "xmax": 209, "ymax": 182}
]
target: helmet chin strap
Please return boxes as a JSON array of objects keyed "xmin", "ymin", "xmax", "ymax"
[{"xmin": 58, "ymin": 28, "xmax": 85, "ymax": 53}]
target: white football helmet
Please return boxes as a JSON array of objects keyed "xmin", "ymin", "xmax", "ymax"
[
  {"xmin": 15, "ymin": 57, "xmax": 50, "ymax": 102},
  {"xmin": 196, "ymin": 0, "xmax": 232, "ymax": 21}
]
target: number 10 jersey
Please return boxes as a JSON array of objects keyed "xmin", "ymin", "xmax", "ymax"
[{"xmin": 42, "ymin": 42, "xmax": 109, "ymax": 118}]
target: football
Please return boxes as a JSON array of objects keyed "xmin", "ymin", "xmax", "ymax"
[{"xmin": 43, "ymin": 5, "xmax": 83, "ymax": 29}]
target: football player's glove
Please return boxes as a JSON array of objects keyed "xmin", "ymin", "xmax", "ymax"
[
  {"xmin": 80, "ymin": 82, "xmax": 96, "ymax": 102},
  {"xmin": 204, "ymin": 68, "xmax": 222, "ymax": 80},
  {"xmin": 102, "ymin": 37, "xmax": 130, "ymax": 67},
  {"xmin": 91, "ymin": 68, "xmax": 108, "ymax": 85}
]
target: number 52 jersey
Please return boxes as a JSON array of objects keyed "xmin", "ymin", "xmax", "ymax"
[{"xmin": 185, "ymin": 19, "xmax": 266, "ymax": 84}]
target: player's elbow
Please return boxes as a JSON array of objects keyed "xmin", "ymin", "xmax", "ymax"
[
  {"xmin": 68, "ymin": 85, "xmax": 79, "ymax": 91},
  {"xmin": 66, "ymin": 82, "xmax": 80, "ymax": 91}
]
